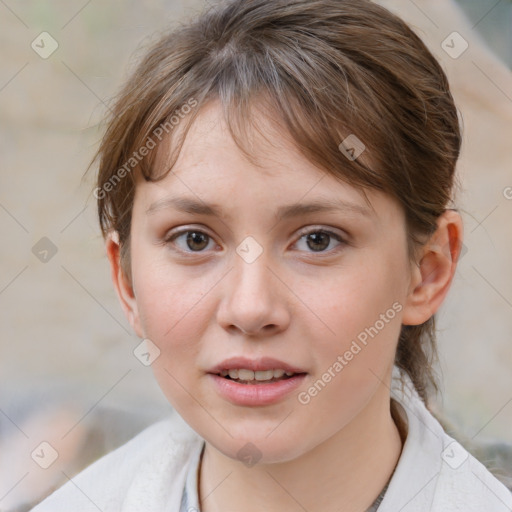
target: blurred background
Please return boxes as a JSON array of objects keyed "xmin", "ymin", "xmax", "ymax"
[{"xmin": 1, "ymin": 0, "xmax": 511, "ymax": 509}]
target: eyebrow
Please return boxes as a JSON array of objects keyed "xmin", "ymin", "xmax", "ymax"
[{"xmin": 146, "ymin": 195, "xmax": 373, "ymax": 221}]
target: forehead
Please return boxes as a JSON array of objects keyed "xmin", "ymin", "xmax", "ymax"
[
  {"xmin": 138, "ymin": 100, "xmax": 355, "ymax": 194},
  {"xmin": 132, "ymin": 100, "xmax": 402, "ymax": 226},
  {"xmin": 155, "ymin": 99, "xmax": 319, "ymax": 176}
]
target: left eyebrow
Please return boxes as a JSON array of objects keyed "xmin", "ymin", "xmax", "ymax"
[
  {"xmin": 274, "ymin": 199, "xmax": 373, "ymax": 221},
  {"xmin": 146, "ymin": 195, "xmax": 373, "ymax": 221}
]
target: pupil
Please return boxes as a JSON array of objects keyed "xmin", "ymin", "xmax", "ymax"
[
  {"xmin": 187, "ymin": 232, "xmax": 208, "ymax": 251},
  {"xmin": 307, "ymin": 232, "xmax": 329, "ymax": 251}
]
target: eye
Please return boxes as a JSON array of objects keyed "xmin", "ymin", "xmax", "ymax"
[
  {"xmin": 165, "ymin": 229, "xmax": 216, "ymax": 253},
  {"xmin": 293, "ymin": 228, "xmax": 346, "ymax": 253}
]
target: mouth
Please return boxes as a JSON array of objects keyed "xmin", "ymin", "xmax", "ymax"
[
  {"xmin": 207, "ymin": 356, "xmax": 308, "ymax": 389},
  {"xmin": 214, "ymin": 368, "xmax": 307, "ymax": 385},
  {"xmin": 209, "ymin": 370, "xmax": 308, "ymax": 406}
]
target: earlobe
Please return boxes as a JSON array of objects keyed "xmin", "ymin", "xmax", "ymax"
[
  {"xmin": 402, "ymin": 210, "xmax": 464, "ymax": 326},
  {"xmin": 105, "ymin": 231, "xmax": 144, "ymax": 338}
]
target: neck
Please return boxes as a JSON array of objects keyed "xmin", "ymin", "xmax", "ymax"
[{"xmin": 199, "ymin": 382, "xmax": 405, "ymax": 512}]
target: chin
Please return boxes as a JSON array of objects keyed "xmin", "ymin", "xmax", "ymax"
[{"xmin": 205, "ymin": 429, "xmax": 307, "ymax": 466}]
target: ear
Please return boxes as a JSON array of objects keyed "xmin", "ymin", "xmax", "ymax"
[
  {"xmin": 105, "ymin": 231, "xmax": 144, "ymax": 338},
  {"xmin": 402, "ymin": 210, "xmax": 464, "ymax": 325}
]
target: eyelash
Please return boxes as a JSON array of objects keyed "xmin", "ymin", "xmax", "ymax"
[{"xmin": 164, "ymin": 227, "xmax": 347, "ymax": 256}]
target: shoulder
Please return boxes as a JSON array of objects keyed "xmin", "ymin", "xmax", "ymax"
[
  {"xmin": 379, "ymin": 368, "xmax": 512, "ymax": 512},
  {"xmin": 29, "ymin": 411, "xmax": 203, "ymax": 512},
  {"xmin": 432, "ymin": 437, "xmax": 512, "ymax": 511}
]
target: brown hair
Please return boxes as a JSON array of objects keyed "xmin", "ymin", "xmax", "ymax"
[{"xmin": 93, "ymin": 0, "xmax": 461, "ymax": 407}]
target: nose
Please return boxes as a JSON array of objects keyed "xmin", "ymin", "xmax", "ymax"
[{"xmin": 216, "ymin": 251, "xmax": 291, "ymax": 337}]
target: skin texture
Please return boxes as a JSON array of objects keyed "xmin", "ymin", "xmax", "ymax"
[{"xmin": 106, "ymin": 100, "xmax": 463, "ymax": 512}]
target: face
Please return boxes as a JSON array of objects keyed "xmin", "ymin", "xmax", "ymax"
[{"xmin": 122, "ymin": 100, "xmax": 417, "ymax": 463}]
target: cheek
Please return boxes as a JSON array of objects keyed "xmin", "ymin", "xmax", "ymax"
[
  {"xmin": 130, "ymin": 249, "xmax": 217, "ymax": 384},
  {"xmin": 304, "ymin": 257, "xmax": 406, "ymax": 384},
  {"xmin": 320, "ymin": 262, "xmax": 404, "ymax": 337},
  {"xmin": 131, "ymin": 241, "xmax": 211, "ymax": 338},
  {"xmin": 132, "ymin": 262, "xmax": 214, "ymax": 410},
  {"xmin": 294, "ymin": 272, "xmax": 404, "ymax": 434}
]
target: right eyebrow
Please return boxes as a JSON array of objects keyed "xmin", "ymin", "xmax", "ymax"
[{"xmin": 146, "ymin": 196, "xmax": 226, "ymax": 217}]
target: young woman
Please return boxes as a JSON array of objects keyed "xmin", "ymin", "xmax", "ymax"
[{"xmin": 31, "ymin": 1, "xmax": 512, "ymax": 510}]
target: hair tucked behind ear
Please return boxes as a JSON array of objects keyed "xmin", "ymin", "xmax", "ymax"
[{"xmin": 396, "ymin": 321, "xmax": 440, "ymax": 404}]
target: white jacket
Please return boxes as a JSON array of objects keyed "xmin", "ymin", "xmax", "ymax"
[{"xmin": 30, "ymin": 368, "xmax": 512, "ymax": 511}]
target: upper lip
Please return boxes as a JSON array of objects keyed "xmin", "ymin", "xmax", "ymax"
[{"xmin": 208, "ymin": 356, "xmax": 307, "ymax": 375}]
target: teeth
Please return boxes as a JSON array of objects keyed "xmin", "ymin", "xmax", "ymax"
[
  {"xmin": 227, "ymin": 369, "xmax": 238, "ymax": 379},
  {"xmin": 219, "ymin": 369, "xmax": 296, "ymax": 380},
  {"xmin": 238, "ymin": 369, "xmax": 254, "ymax": 381}
]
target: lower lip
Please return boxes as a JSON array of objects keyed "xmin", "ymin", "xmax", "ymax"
[{"xmin": 208, "ymin": 373, "xmax": 307, "ymax": 406}]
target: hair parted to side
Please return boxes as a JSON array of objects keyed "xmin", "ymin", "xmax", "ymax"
[{"xmin": 93, "ymin": 0, "xmax": 461, "ymax": 408}]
